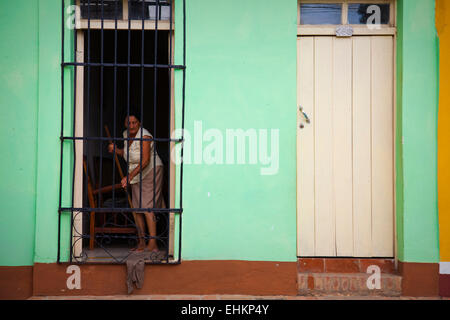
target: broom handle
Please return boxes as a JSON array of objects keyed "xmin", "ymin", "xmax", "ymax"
[{"xmin": 104, "ymin": 125, "xmax": 133, "ymax": 209}]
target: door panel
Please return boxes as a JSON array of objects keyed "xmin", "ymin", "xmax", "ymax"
[
  {"xmin": 352, "ymin": 36, "xmax": 373, "ymax": 257},
  {"xmin": 314, "ymin": 37, "xmax": 335, "ymax": 256},
  {"xmin": 371, "ymin": 36, "xmax": 394, "ymax": 257},
  {"xmin": 297, "ymin": 35, "xmax": 394, "ymax": 257},
  {"xmin": 297, "ymin": 37, "xmax": 316, "ymax": 256},
  {"xmin": 333, "ymin": 37, "xmax": 353, "ymax": 257}
]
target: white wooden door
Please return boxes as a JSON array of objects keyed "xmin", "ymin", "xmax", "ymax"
[{"xmin": 297, "ymin": 36, "xmax": 394, "ymax": 257}]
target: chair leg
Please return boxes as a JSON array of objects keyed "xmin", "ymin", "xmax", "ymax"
[{"xmin": 89, "ymin": 211, "xmax": 95, "ymax": 250}]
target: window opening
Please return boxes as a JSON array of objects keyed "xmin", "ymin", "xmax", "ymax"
[
  {"xmin": 300, "ymin": 3, "xmax": 343, "ymax": 25},
  {"xmin": 59, "ymin": 0, "xmax": 186, "ymax": 265},
  {"xmin": 129, "ymin": 0, "xmax": 171, "ymax": 20},
  {"xmin": 347, "ymin": 3, "xmax": 390, "ymax": 25},
  {"xmin": 80, "ymin": 0, "xmax": 124, "ymax": 19}
]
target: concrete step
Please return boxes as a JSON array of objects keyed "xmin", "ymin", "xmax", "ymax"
[{"xmin": 298, "ymin": 272, "xmax": 402, "ymax": 297}]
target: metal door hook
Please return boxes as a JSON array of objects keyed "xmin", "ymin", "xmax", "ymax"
[{"xmin": 299, "ymin": 106, "xmax": 311, "ymax": 129}]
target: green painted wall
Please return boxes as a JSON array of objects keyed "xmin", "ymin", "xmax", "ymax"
[
  {"xmin": 0, "ymin": 0, "xmax": 441, "ymax": 266},
  {"xmin": 175, "ymin": 0, "xmax": 298, "ymax": 262},
  {"xmin": 0, "ymin": 0, "xmax": 73, "ymax": 265},
  {"xmin": 396, "ymin": 0, "xmax": 440, "ymax": 263},
  {"xmin": 0, "ymin": 1, "xmax": 39, "ymax": 266},
  {"xmin": 34, "ymin": 0, "xmax": 73, "ymax": 263},
  {"xmin": 31, "ymin": 0, "xmax": 65, "ymax": 263}
]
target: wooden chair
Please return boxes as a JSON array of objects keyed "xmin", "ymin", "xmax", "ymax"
[{"xmin": 84, "ymin": 159, "xmax": 136, "ymax": 250}]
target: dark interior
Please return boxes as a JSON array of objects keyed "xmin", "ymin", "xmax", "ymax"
[{"xmin": 82, "ymin": 30, "xmax": 171, "ymax": 252}]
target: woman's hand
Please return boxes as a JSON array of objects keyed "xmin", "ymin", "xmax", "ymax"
[
  {"xmin": 108, "ymin": 143, "xmax": 116, "ymax": 154},
  {"xmin": 121, "ymin": 177, "xmax": 129, "ymax": 189}
]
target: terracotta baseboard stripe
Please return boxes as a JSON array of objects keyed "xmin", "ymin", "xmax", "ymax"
[
  {"xmin": 0, "ymin": 266, "xmax": 33, "ymax": 300},
  {"xmin": 398, "ymin": 262, "xmax": 439, "ymax": 297},
  {"xmin": 439, "ymin": 274, "xmax": 450, "ymax": 297},
  {"xmin": 2, "ymin": 261, "xmax": 445, "ymax": 298},
  {"xmin": 33, "ymin": 261, "xmax": 298, "ymax": 297}
]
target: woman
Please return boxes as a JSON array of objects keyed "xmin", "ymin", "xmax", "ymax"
[{"xmin": 108, "ymin": 115, "xmax": 165, "ymax": 253}]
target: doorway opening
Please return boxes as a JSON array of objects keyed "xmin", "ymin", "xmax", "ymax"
[{"xmin": 296, "ymin": 0, "xmax": 397, "ymax": 259}]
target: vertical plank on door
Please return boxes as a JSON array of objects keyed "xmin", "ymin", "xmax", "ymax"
[
  {"xmin": 371, "ymin": 36, "xmax": 394, "ymax": 257},
  {"xmin": 333, "ymin": 37, "xmax": 354, "ymax": 256},
  {"xmin": 352, "ymin": 36, "xmax": 373, "ymax": 257},
  {"xmin": 297, "ymin": 37, "xmax": 316, "ymax": 256},
  {"xmin": 314, "ymin": 37, "xmax": 335, "ymax": 256}
]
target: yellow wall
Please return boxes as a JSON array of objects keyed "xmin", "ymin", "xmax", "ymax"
[{"xmin": 437, "ymin": 0, "xmax": 450, "ymax": 262}]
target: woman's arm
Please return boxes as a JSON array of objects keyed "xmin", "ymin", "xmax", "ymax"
[
  {"xmin": 108, "ymin": 143, "xmax": 124, "ymax": 157},
  {"xmin": 127, "ymin": 136, "xmax": 151, "ymax": 182}
]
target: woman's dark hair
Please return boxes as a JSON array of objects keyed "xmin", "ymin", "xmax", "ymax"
[{"xmin": 125, "ymin": 112, "xmax": 140, "ymax": 123}]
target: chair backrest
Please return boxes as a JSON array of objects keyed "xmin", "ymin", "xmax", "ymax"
[{"xmin": 83, "ymin": 158, "xmax": 97, "ymax": 208}]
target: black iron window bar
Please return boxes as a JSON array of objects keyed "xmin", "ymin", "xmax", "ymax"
[{"xmin": 59, "ymin": 0, "xmax": 186, "ymax": 265}]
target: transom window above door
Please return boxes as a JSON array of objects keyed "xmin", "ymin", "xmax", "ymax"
[{"xmin": 298, "ymin": 0, "xmax": 395, "ymax": 27}]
